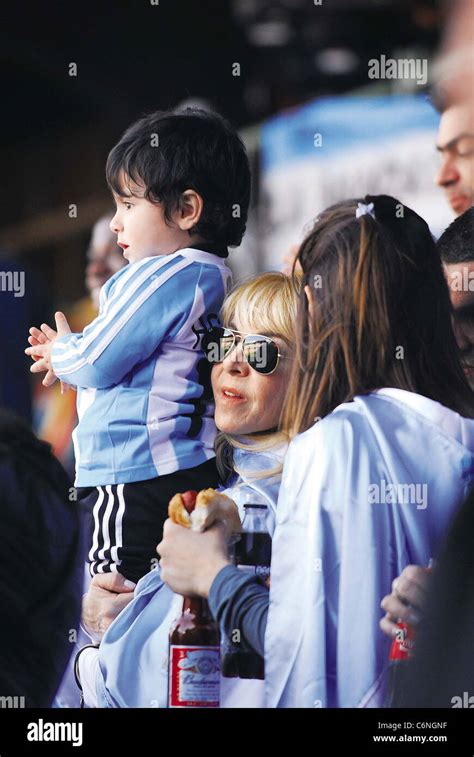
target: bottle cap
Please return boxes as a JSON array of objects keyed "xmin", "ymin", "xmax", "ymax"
[{"xmin": 241, "ymin": 491, "xmax": 268, "ymax": 508}]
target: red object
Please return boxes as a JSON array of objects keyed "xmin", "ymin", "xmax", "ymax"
[
  {"xmin": 388, "ymin": 621, "xmax": 416, "ymax": 662},
  {"xmin": 385, "ymin": 621, "xmax": 416, "ymax": 706},
  {"xmin": 181, "ymin": 490, "xmax": 198, "ymax": 514}
]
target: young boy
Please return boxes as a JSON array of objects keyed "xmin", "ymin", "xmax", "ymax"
[{"xmin": 26, "ymin": 108, "xmax": 251, "ymax": 584}]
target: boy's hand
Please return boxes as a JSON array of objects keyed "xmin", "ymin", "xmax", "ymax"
[
  {"xmin": 29, "ymin": 329, "xmax": 71, "ymax": 394},
  {"xmin": 25, "ymin": 312, "xmax": 72, "ymax": 389}
]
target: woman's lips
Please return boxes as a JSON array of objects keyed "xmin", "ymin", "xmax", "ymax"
[
  {"xmin": 118, "ymin": 242, "xmax": 129, "ymax": 250},
  {"xmin": 220, "ymin": 386, "xmax": 246, "ymax": 403}
]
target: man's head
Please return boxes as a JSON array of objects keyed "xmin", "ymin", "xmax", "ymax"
[
  {"xmin": 106, "ymin": 108, "xmax": 251, "ymax": 263},
  {"xmin": 438, "ymin": 208, "xmax": 474, "ymax": 387},
  {"xmin": 435, "ymin": 102, "xmax": 474, "ymax": 216},
  {"xmin": 86, "ymin": 214, "xmax": 126, "ymax": 307}
]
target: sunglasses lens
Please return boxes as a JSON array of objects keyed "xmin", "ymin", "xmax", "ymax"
[
  {"xmin": 203, "ymin": 328, "xmax": 235, "ymax": 363},
  {"xmin": 243, "ymin": 335, "xmax": 279, "ymax": 374}
]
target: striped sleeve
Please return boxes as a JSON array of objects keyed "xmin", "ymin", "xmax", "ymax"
[{"xmin": 51, "ymin": 255, "xmax": 199, "ymax": 389}]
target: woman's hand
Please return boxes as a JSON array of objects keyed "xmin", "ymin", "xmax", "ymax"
[
  {"xmin": 380, "ymin": 564, "xmax": 431, "ymax": 637},
  {"xmin": 81, "ymin": 572, "xmax": 136, "ymax": 642},
  {"xmin": 157, "ymin": 519, "xmax": 231, "ymax": 598}
]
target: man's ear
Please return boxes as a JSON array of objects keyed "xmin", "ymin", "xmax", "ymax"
[{"xmin": 176, "ymin": 189, "xmax": 204, "ymax": 231}]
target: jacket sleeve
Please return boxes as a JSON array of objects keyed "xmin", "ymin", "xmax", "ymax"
[
  {"xmin": 208, "ymin": 564, "xmax": 269, "ymax": 657},
  {"xmin": 50, "ymin": 257, "xmax": 201, "ymax": 389}
]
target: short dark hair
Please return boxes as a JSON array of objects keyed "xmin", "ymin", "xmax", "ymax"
[
  {"xmin": 106, "ymin": 108, "xmax": 251, "ymax": 247},
  {"xmin": 437, "ymin": 208, "xmax": 474, "ymax": 264}
]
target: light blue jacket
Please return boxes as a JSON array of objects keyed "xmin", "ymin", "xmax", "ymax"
[
  {"xmin": 264, "ymin": 389, "xmax": 474, "ymax": 707},
  {"xmin": 51, "ymin": 249, "xmax": 231, "ymax": 486},
  {"xmin": 94, "ymin": 446, "xmax": 284, "ymax": 708}
]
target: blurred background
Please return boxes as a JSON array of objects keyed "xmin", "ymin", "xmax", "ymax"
[{"xmin": 0, "ymin": 0, "xmax": 453, "ymax": 444}]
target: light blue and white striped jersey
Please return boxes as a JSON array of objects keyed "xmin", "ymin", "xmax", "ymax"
[{"xmin": 51, "ymin": 248, "xmax": 231, "ymax": 487}]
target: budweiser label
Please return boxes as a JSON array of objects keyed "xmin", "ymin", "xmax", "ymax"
[{"xmin": 168, "ymin": 645, "xmax": 220, "ymax": 707}]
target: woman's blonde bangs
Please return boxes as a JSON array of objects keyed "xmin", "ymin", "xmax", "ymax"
[{"xmin": 221, "ymin": 271, "xmax": 300, "ymax": 343}]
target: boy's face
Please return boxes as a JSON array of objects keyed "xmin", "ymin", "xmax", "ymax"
[{"xmin": 110, "ymin": 177, "xmax": 189, "ymax": 263}]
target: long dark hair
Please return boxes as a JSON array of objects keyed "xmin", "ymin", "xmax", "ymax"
[{"xmin": 282, "ymin": 195, "xmax": 474, "ymax": 436}]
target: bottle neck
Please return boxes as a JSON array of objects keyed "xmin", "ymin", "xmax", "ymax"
[{"xmin": 182, "ymin": 596, "xmax": 212, "ymax": 620}]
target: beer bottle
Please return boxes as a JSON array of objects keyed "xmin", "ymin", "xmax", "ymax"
[{"xmin": 168, "ymin": 596, "xmax": 221, "ymax": 708}]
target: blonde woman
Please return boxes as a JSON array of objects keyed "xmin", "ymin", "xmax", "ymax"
[{"xmin": 76, "ymin": 272, "xmax": 298, "ymax": 707}]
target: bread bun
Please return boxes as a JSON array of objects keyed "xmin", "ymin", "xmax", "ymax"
[
  {"xmin": 168, "ymin": 492, "xmax": 193, "ymax": 528},
  {"xmin": 168, "ymin": 488, "xmax": 241, "ymax": 535}
]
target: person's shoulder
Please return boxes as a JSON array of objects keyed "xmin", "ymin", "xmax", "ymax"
[
  {"xmin": 291, "ymin": 398, "xmax": 364, "ymax": 443},
  {"xmin": 286, "ymin": 396, "xmax": 386, "ymax": 467},
  {"xmin": 291, "ymin": 389, "xmax": 474, "ymax": 455},
  {"xmin": 359, "ymin": 389, "xmax": 474, "ymax": 447}
]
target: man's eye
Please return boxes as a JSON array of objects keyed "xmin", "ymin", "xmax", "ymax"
[{"xmin": 456, "ymin": 138, "xmax": 474, "ymax": 157}]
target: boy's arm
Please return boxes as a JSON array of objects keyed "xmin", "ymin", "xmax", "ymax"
[{"xmin": 48, "ymin": 257, "xmax": 204, "ymax": 389}]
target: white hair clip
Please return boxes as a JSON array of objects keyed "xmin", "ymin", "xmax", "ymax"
[{"xmin": 355, "ymin": 201, "xmax": 375, "ymax": 220}]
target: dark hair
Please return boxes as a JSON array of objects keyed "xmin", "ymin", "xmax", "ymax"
[
  {"xmin": 282, "ymin": 194, "xmax": 474, "ymax": 437},
  {"xmin": 437, "ymin": 208, "xmax": 474, "ymax": 264},
  {"xmin": 106, "ymin": 108, "xmax": 251, "ymax": 247}
]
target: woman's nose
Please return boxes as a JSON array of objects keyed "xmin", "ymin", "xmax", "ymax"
[{"xmin": 222, "ymin": 342, "xmax": 250, "ymax": 375}]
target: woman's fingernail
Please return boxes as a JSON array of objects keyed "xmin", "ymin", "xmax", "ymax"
[{"xmin": 124, "ymin": 579, "xmax": 136, "ymax": 589}]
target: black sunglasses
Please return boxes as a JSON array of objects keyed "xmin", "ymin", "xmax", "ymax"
[{"xmin": 202, "ymin": 326, "xmax": 291, "ymax": 375}]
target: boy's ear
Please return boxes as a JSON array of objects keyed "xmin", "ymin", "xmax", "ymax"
[{"xmin": 177, "ymin": 189, "xmax": 204, "ymax": 231}]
